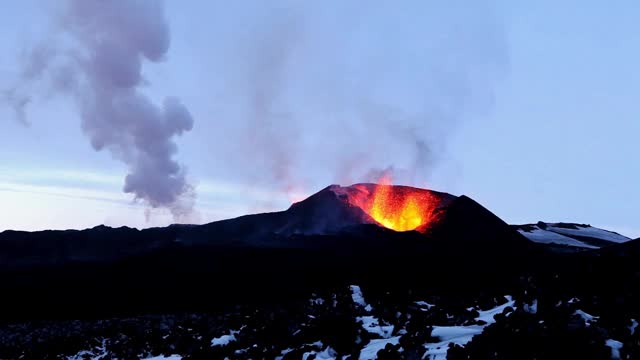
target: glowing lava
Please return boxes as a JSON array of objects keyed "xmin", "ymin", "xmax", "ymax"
[{"xmin": 359, "ymin": 175, "xmax": 439, "ymax": 232}]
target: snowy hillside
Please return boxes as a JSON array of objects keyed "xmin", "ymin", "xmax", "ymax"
[
  {"xmin": 514, "ymin": 222, "xmax": 631, "ymax": 249},
  {"xmin": 545, "ymin": 223, "xmax": 630, "ymax": 243}
]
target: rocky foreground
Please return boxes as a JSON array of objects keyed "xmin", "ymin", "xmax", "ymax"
[
  {"xmin": 1, "ymin": 185, "xmax": 639, "ymax": 359},
  {"xmin": 2, "ymin": 280, "xmax": 639, "ymax": 360}
]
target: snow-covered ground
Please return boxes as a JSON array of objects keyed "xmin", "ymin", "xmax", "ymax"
[
  {"xmin": 524, "ymin": 299, "xmax": 538, "ymax": 314},
  {"xmin": 66, "ymin": 339, "xmax": 108, "ymax": 360},
  {"xmin": 350, "ymin": 286, "xmax": 519, "ymax": 360},
  {"xmin": 351, "ymin": 285, "xmax": 367, "ymax": 307},
  {"xmin": 605, "ymin": 339, "xmax": 623, "ymax": 359},
  {"xmin": 516, "ymin": 222, "xmax": 630, "ymax": 248},
  {"xmin": 353, "ymin": 285, "xmax": 399, "ymax": 359},
  {"xmin": 303, "ymin": 346, "xmax": 337, "ymax": 360},
  {"xmin": 359, "ymin": 336, "xmax": 401, "ymax": 360},
  {"xmin": 518, "ymin": 227, "xmax": 598, "ymax": 249},
  {"xmin": 415, "ymin": 301, "xmax": 435, "ymax": 310},
  {"xmin": 547, "ymin": 224, "xmax": 630, "ymax": 243},
  {"xmin": 423, "ymin": 296, "xmax": 515, "ymax": 360},
  {"xmin": 67, "ymin": 340, "xmax": 183, "ymax": 360},
  {"xmin": 15, "ymin": 284, "xmax": 639, "ymax": 360},
  {"xmin": 630, "ymin": 319, "xmax": 638, "ymax": 335},
  {"xmin": 351, "ymin": 285, "xmax": 373, "ymax": 311},
  {"xmin": 574, "ymin": 309, "xmax": 599, "ymax": 326},
  {"xmin": 211, "ymin": 328, "xmax": 241, "ymax": 347},
  {"xmin": 357, "ymin": 315, "xmax": 394, "ymax": 338}
]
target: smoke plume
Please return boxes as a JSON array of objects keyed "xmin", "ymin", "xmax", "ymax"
[
  {"xmin": 216, "ymin": 1, "xmax": 508, "ymax": 194},
  {"xmin": 5, "ymin": 0, "xmax": 194, "ymax": 218},
  {"xmin": 4, "ymin": 1, "xmax": 508, "ymax": 215}
]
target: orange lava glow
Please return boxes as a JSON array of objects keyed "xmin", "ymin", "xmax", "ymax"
[{"xmin": 362, "ymin": 175, "xmax": 438, "ymax": 232}]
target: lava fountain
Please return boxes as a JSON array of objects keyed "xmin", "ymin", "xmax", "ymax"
[{"xmin": 344, "ymin": 175, "xmax": 440, "ymax": 232}]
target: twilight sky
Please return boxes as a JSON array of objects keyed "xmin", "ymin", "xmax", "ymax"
[{"xmin": 1, "ymin": 0, "xmax": 638, "ymax": 238}]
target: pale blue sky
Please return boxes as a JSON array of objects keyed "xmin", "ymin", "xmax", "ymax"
[{"xmin": 0, "ymin": 1, "xmax": 638, "ymax": 238}]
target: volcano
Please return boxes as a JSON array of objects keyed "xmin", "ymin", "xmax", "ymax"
[
  {"xmin": 328, "ymin": 183, "xmax": 453, "ymax": 232},
  {"xmin": 180, "ymin": 183, "xmax": 532, "ymax": 256},
  {"xmin": 0, "ymin": 183, "xmax": 536, "ymax": 320},
  {"xmin": 263, "ymin": 183, "xmax": 456, "ymax": 236},
  {"xmin": 3, "ymin": 185, "xmax": 640, "ymax": 359},
  {"xmin": 0, "ymin": 183, "xmax": 533, "ymax": 269}
]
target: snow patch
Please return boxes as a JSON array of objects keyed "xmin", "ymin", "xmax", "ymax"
[
  {"xmin": 423, "ymin": 296, "xmax": 515, "ymax": 360},
  {"xmin": 630, "ymin": 319, "xmax": 638, "ymax": 335},
  {"xmin": 144, "ymin": 356, "xmax": 182, "ymax": 360},
  {"xmin": 275, "ymin": 348, "xmax": 294, "ymax": 360},
  {"xmin": 311, "ymin": 297, "xmax": 325, "ymax": 306},
  {"xmin": 424, "ymin": 326, "xmax": 484, "ymax": 360},
  {"xmin": 350, "ymin": 285, "xmax": 369, "ymax": 308},
  {"xmin": 475, "ymin": 296, "xmax": 514, "ymax": 324},
  {"xmin": 524, "ymin": 300, "xmax": 538, "ymax": 314},
  {"xmin": 605, "ymin": 339, "xmax": 623, "ymax": 359},
  {"xmin": 357, "ymin": 315, "xmax": 394, "ymax": 338},
  {"xmin": 301, "ymin": 346, "xmax": 336, "ymax": 360},
  {"xmin": 317, "ymin": 346, "xmax": 338, "ymax": 360},
  {"xmin": 518, "ymin": 228, "xmax": 597, "ymax": 248},
  {"xmin": 359, "ymin": 336, "xmax": 401, "ymax": 360},
  {"xmin": 416, "ymin": 301, "xmax": 435, "ymax": 310},
  {"xmin": 211, "ymin": 334, "xmax": 236, "ymax": 347},
  {"xmin": 574, "ymin": 310, "xmax": 599, "ymax": 326},
  {"xmin": 211, "ymin": 328, "xmax": 242, "ymax": 347},
  {"xmin": 66, "ymin": 338, "xmax": 108, "ymax": 360},
  {"xmin": 548, "ymin": 225, "xmax": 630, "ymax": 243}
]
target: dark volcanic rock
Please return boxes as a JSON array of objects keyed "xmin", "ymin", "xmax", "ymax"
[
  {"xmin": 1, "ymin": 185, "xmax": 640, "ymax": 359},
  {"xmin": 430, "ymin": 195, "xmax": 533, "ymax": 252},
  {"xmin": 0, "ymin": 184, "xmax": 538, "ymax": 320},
  {"xmin": 0, "ymin": 184, "xmax": 460, "ymax": 267}
]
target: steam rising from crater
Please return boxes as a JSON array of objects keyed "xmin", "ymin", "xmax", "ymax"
[
  {"xmin": 3, "ymin": 1, "xmax": 508, "ymax": 217},
  {"xmin": 221, "ymin": 1, "xmax": 508, "ymax": 194}
]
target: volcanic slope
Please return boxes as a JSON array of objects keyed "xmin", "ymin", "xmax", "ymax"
[
  {"xmin": 514, "ymin": 222, "xmax": 631, "ymax": 249},
  {"xmin": 0, "ymin": 184, "xmax": 537, "ymax": 320},
  {"xmin": 0, "ymin": 184, "xmax": 530, "ymax": 266}
]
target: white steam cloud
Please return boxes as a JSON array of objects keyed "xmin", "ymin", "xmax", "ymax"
[
  {"xmin": 210, "ymin": 1, "xmax": 508, "ymax": 195},
  {"xmin": 4, "ymin": 0, "xmax": 195, "ymax": 218},
  {"xmin": 4, "ymin": 1, "xmax": 508, "ymax": 215}
]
